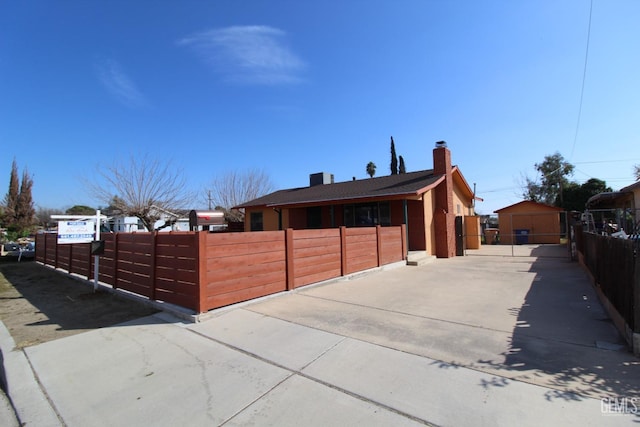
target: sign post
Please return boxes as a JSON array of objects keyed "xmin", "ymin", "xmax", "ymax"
[{"xmin": 52, "ymin": 210, "xmax": 106, "ymax": 292}]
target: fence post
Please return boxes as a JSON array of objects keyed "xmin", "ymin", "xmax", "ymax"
[
  {"xmin": 150, "ymin": 232, "xmax": 157, "ymax": 302},
  {"xmin": 69, "ymin": 244, "xmax": 74, "ymax": 275},
  {"xmin": 88, "ymin": 243, "xmax": 93, "ymax": 280},
  {"xmin": 113, "ymin": 233, "xmax": 119, "ymax": 290},
  {"xmin": 285, "ymin": 229, "xmax": 295, "ymax": 290},
  {"xmin": 633, "ymin": 252, "xmax": 640, "ymax": 356},
  {"xmin": 197, "ymin": 232, "xmax": 208, "ymax": 313},
  {"xmin": 340, "ymin": 226, "xmax": 347, "ymax": 276},
  {"xmin": 54, "ymin": 234, "xmax": 59, "ymax": 269},
  {"xmin": 376, "ymin": 225, "xmax": 382, "ymax": 267}
]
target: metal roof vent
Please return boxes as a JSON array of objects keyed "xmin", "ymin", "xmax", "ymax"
[{"xmin": 435, "ymin": 140, "xmax": 447, "ymax": 148}]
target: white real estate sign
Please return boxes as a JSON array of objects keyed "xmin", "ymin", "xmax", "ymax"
[{"xmin": 57, "ymin": 220, "xmax": 95, "ymax": 244}]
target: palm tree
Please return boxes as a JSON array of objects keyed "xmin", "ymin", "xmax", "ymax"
[{"xmin": 366, "ymin": 162, "xmax": 376, "ymax": 178}]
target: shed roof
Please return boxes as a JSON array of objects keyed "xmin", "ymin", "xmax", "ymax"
[
  {"xmin": 494, "ymin": 200, "xmax": 564, "ymax": 213},
  {"xmin": 236, "ymin": 169, "xmax": 446, "ymax": 209}
]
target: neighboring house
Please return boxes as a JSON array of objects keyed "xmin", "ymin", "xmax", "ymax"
[
  {"xmin": 585, "ymin": 181, "xmax": 639, "ymax": 234},
  {"xmin": 494, "ymin": 201, "xmax": 564, "ymax": 244},
  {"xmin": 105, "ymin": 206, "xmax": 190, "ymax": 232},
  {"xmin": 620, "ymin": 181, "xmax": 640, "ymax": 212},
  {"xmin": 235, "ymin": 142, "xmax": 479, "ymax": 258}
]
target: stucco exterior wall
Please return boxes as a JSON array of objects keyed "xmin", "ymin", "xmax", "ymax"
[
  {"xmin": 244, "ymin": 207, "xmax": 281, "ymax": 231},
  {"xmin": 453, "ymin": 185, "xmax": 473, "ymax": 217},
  {"xmin": 407, "ymin": 199, "xmax": 426, "ymax": 251},
  {"xmin": 424, "ymin": 191, "xmax": 436, "ymax": 256}
]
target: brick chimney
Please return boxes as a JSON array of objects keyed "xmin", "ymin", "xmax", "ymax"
[{"xmin": 433, "ymin": 141, "xmax": 456, "ymax": 258}]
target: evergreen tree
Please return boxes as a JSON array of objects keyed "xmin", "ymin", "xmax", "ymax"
[
  {"xmin": 3, "ymin": 159, "xmax": 19, "ymax": 225},
  {"xmin": 557, "ymin": 178, "xmax": 611, "ymax": 211},
  {"xmin": 390, "ymin": 136, "xmax": 398, "ymax": 175},
  {"xmin": 16, "ymin": 168, "xmax": 35, "ymax": 233},
  {"xmin": 366, "ymin": 161, "xmax": 376, "ymax": 178},
  {"xmin": 399, "ymin": 155, "xmax": 406, "ymax": 174}
]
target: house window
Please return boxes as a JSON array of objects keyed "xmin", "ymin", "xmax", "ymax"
[
  {"xmin": 307, "ymin": 207, "xmax": 322, "ymax": 229},
  {"xmin": 344, "ymin": 202, "xmax": 391, "ymax": 227},
  {"xmin": 379, "ymin": 203, "xmax": 390, "ymax": 225},
  {"xmin": 250, "ymin": 212, "xmax": 263, "ymax": 231}
]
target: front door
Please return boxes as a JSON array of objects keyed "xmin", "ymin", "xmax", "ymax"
[{"xmin": 455, "ymin": 216, "xmax": 464, "ymax": 256}]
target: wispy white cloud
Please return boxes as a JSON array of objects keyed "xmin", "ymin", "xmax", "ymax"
[
  {"xmin": 95, "ymin": 57, "xmax": 148, "ymax": 108},
  {"xmin": 177, "ymin": 25, "xmax": 306, "ymax": 85}
]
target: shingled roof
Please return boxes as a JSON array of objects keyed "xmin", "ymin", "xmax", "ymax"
[{"xmin": 235, "ymin": 169, "xmax": 445, "ymax": 209}]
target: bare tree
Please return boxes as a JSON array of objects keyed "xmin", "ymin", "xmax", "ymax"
[
  {"xmin": 35, "ymin": 206, "xmax": 64, "ymax": 229},
  {"xmin": 634, "ymin": 164, "xmax": 640, "ymax": 181},
  {"xmin": 88, "ymin": 155, "xmax": 192, "ymax": 231},
  {"xmin": 205, "ymin": 168, "xmax": 275, "ymax": 221}
]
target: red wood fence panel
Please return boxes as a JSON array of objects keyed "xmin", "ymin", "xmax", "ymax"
[
  {"xmin": 202, "ymin": 231, "xmax": 287, "ymax": 310},
  {"xmin": 70, "ymin": 243, "xmax": 91, "ymax": 278},
  {"xmin": 116, "ymin": 233, "xmax": 154, "ymax": 298},
  {"xmin": 291, "ymin": 228, "xmax": 342, "ymax": 288},
  {"xmin": 35, "ymin": 233, "xmax": 57, "ymax": 264},
  {"xmin": 35, "ymin": 233, "xmax": 45, "ymax": 263},
  {"xmin": 154, "ymin": 232, "xmax": 199, "ymax": 310},
  {"xmin": 97, "ymin": 233, "xmax": 117, "ymax": 285},
  {"xmin": 56, "ymin": 244, "xmax": 72, "ymax": 272},
  {"xmin": 344, "ymin": 227, "xmax": 378, "ymax": 274},
  {"xmin": 379, "ymin": 226, "xmax": 405, "ymax": 265},
  {"xmin": 35, "ymin": 225, "xmax": 406, "ymax": 314}
]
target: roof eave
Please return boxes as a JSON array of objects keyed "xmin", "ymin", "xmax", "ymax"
[{"xmin": 264, "ymin": 191, "xmax": 425, "ymax": 209}]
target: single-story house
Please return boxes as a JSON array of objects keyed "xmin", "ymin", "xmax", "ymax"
[
  {"xmin": 235, "ymin": 142, "xmax": 480, "ymax": 258},
  {"xmin": 620, "ymin": 181, "xmax": 640, "ymax": 212},
  {"xmin": 585, "ymin": 181, "xmax": 639, "ymax": 234},
  {"xmin": 494, "ymin": 200, "xmax": 564, "ymax": 244},
  {"xmin": 105, "ymin": 206, "xmax": 190, "ymax": 232}
]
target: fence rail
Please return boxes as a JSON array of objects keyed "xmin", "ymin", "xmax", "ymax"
[{"xmin": 36, "ymin": 225, "xmax": 406, "ymax": 313}]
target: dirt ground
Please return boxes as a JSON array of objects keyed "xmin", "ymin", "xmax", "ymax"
[{"xmin": 0, "ymin": 259, "xmax": 158, "ymax": 349}]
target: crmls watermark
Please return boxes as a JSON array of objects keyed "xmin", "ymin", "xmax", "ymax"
[{"xmin": 601, "ymin": 397, "xmax": 638, "ymax": 415}]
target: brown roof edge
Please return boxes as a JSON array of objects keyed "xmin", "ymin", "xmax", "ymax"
[
  {"xmin": 494, "ymin": 200, "xmax": 565, "ymax": 213},
  {"xmin": 451, "ymin": 166, "xmax": 476, "ymax": 200},
  {"xmin": 264, "ymin": 191, "xmax": 427, "ymax": 209}
]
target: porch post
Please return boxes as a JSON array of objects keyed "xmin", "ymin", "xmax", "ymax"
[{"xmin": 403, "ymin": 199, "xmax": 409, "ymax": 250}]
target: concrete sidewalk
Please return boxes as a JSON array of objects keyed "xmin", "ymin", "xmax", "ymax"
[{"xmin": 2, "ymin": 245, "xmax": 639, "ymax": 426}]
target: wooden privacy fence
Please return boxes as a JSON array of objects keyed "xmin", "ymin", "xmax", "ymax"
[
  {"xmin": 577, "ymin": 229, "xmax": 639, "ymax": 334},
  {"xmin": 36, "ymin": 225, "xmax": 406, "ymax": 313}
]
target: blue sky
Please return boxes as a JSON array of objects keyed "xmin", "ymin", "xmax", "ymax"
[{"xmin": 1, "ymin": 1, "xmax": 639, "ymax": 215}]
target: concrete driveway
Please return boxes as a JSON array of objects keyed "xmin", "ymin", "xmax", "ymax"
[
  {"xmin": 4, "ymin": 244, "xmax": 639, "ymax": 426},
  {"xmin": 245, "ymin": 244, "xmax": 638, "ymax": 398}
]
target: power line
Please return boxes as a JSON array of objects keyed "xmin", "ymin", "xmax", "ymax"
[
  {"xmin": 574, "ymin": 159, "xmax": 640, "ymax": 165},
  {"xmin": 569, "ymin": 0, "xmax": 593, "ymax": 160}
]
